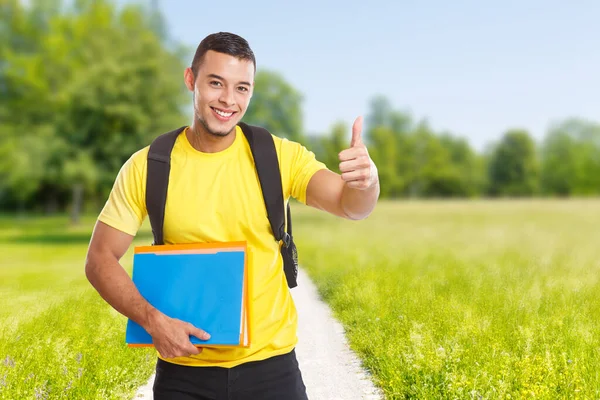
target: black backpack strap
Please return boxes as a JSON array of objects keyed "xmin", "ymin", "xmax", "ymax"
[
  {"xmin": 239, "ymin": 122, "xmax": 298, "ymax": 288},
  {"xmin": 146, "ymin": 126, "xmax": 187, "ymax": 245},
  {"xmin": 238, "ymin": 122, "xmax": 287, "ymax": 243}
]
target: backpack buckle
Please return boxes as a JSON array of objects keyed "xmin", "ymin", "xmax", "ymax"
[{"xmin": 282, "ymin": 232, "xmax": 291, "ymax": 248}]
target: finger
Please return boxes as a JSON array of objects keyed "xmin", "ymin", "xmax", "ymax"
[
  {"xmin": 338, "ymin": 147, "xmax": 367, "ymax": 162},
  {"xmin": 350, "ymin": 116, "xmax": 364, "ymax": 147},
  {"xmin": 185, "ymin": 344, "xmax": 202, "ymax": 356},
  {"xmin": 154, "ymin": 341, "xmax": 175, "ymax": 359},
  {"xmin": 187, "ymin": 323, "xmax": 211, "ymax": 341},
  {"xmin": 346, "ymin": 180, "xmax": 371, "ymax": 190},
  {"xmin": 339, "ymin": 158, "xmax": 371, "ymax": 173},
  {"xmin": 165, "ymin": 346, "xmax": 200, "ymax": 358},
  {"xmin": 341, "ymin": 169, "xmax": 369, "ymax": 182}
]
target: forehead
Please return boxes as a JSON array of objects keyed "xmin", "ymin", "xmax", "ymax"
[{"xmin": 198, "ymin": 50, "xmax": 254, "ymax": 82}]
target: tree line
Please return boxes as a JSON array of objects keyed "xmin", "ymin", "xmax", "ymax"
[
  {"xmin": 1, "ymin": 0, "xmax": 599, "ymax": 221},
  {"xmin": 309, "ymin": 97, "xmax": 600, "ymax": 199}
]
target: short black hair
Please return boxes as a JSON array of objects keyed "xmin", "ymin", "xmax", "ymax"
[{"xmin": 191, "ymin": 32, "xmax": 256, "ymax": 77}]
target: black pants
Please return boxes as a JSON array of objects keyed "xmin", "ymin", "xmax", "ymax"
[{"xmin": 153, "ymin": 349, "xmax": 309, "ymax": 400}]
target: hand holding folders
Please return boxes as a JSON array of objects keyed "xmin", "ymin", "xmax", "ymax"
[{"xmin": 144, "ymin": 307, "xmax": 211, "ymax": 358}]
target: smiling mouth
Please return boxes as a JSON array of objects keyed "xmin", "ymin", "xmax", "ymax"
[{"xmin": 211, "ymin": 107, "xmax": 236, "ymax": 119}]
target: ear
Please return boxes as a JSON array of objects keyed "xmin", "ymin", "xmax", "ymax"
[{"xmin": 184, "ymin": 67, "xmax": 195, "ymax": 92}]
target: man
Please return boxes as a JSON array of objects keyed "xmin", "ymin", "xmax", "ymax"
[{"xmin": 85, "ymin": 32, "xmax": 379, "ymax": 399}]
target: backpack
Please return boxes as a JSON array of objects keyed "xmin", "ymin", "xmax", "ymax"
[{"xmin": 144, "ymin": 122, "xmax": 299, "ymax": 288}]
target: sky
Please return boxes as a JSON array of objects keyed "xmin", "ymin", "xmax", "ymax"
[{"xmin": 125, "ymin": 0, "xmax": 598, "ymax": 151}]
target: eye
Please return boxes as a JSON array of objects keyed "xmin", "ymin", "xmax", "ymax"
[
  {"xmin": 237, "ymin": 86, "xmax": 249, "ymax": 92},
  {"xmin": 210, "ymin": 81, "xmax": 222, "ymax": 87}
]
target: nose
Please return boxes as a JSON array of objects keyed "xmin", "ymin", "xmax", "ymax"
[{"xmin": 218, "ymin": 87, "xmax": 235, "ymax": 107}]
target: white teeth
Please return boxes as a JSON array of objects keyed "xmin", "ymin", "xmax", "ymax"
[{"xmin": 214, "ymin": 108, "xmax": 233, "ymax": 118}]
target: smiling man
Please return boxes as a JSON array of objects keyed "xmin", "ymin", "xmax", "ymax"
[{"xmin": 85, "ymin": 32, "xmax": 380, "ymax": 399}]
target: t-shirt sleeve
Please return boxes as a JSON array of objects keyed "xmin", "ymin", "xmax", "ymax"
[
  {"xmin": 278, "ymin": 137, "xmax": 329, "ymax": 205},
  {"xmin": 97, "ymin": 149, "xmax": 148, "ymax": 236}
]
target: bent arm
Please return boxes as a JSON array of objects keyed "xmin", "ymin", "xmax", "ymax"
[
  {"xmin": 85, "ymin": 221, "xmax": 159, "ymax": 331},
  {"xmin": 306, "ymin": 168, "xmax": 380, "ymax": 220}
]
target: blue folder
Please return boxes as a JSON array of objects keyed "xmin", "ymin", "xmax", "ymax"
[{"xmin": 126, "ymin": 243, "xmax": 249, "ymax": 348}]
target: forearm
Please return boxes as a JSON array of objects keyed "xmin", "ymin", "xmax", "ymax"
[
  {"xmin": 85, "ymin": 253, "xmax": 158, "ymax": 331},
  {"xmin": 340, "ymin": 179, "xmax": 380, "ymax": 220}
]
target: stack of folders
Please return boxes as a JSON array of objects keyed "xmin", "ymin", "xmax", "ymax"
[{"xmin": 126, "ymin": 241, "xmax": 251, "ymax": 348}]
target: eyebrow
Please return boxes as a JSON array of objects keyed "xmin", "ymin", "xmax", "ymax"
[{"xmin": 207, "ymin": 74, "xmax": 252, "ymax": 87}]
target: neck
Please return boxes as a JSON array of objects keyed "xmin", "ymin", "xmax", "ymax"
[{"xmin": 186, "ymin": 121, "xmax": 236, "ymax": 153}]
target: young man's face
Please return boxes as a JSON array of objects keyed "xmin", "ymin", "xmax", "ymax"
[{"xmin": 184, "ymin": 50, "xmax": 254, "ymax": 137}]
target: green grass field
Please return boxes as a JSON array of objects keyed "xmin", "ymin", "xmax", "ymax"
[
  {"xmin": 293, "ymin": 200, "xmax": 600, "ymax": 399},
  {"xmin": 1, "ymin": 199, "xmax": 600, "ymax": 399},
  {"xmin": 0, "ymin": 215, "xmax": 157, "ymax": 399}
]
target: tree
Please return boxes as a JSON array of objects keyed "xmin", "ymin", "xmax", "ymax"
[
  {"xmin": 242, "ymin": 69, "xmax": 304, "ymax": 142},
  {"xmin": 364, "ymin": 96, "xmax": 414, "ymax": 197},
  {"xmin": 0, "ymin": 0, "xmax": 63, "ymax": 210},
  {"xmin": 541, "ymin": 118, "xmax": 600, "ymax": 196},
  {"xmin": 487, "ymin": 129, "xmax": 539, "ymax": 196},
  {"xmin": 0, "ymin": 0, "xmax": 189, "ymax": 221},
  {"xmin": 364, "ymin": 95, "xmax": 483, "ymax": 198},
  {"xmin": 439, "ymin": 134, "xmax": 486, "ymax": 197},
  {"xmin": 366, "ymin": 94, "xmax": 412, "ymax": 134},
  {"xmin": 540, "ymin": 129, "xmax": 579, "ymax": 196},
  {"xmin": 367, "ymin": 126, "xmax": 403, "ymax": 197},
  {"xmin": 317, "ymin": 122, "xmax": 348, "ymax": 172},
  {"xmin": 404, "ymin": 121, "xmax": 457, "ymax": 197}
]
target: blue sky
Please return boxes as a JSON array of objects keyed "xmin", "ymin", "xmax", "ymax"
[{"xmin": 128, "ymin": 0, "xmax": 598, "ymax": 151}]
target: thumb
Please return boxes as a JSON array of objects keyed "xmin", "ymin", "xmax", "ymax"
[{"xmin": 350, "ymin": 116, "xmax": 364, "ymax": 147}]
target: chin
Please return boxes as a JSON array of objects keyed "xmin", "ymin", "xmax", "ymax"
[
  {"xmin": 209, "ymin": 130, "xmax": 232, "ymax": 137},
  {"xmin": 199, "ymin": 118, "xmax": 238, "ymax": 137},
  {"xmin": 209, "ymin": 124, "xmax": 237, "ymax": 137}
]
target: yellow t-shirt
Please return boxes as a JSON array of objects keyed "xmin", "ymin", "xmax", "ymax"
[{"xmin": 98, "ymin": 125, "xmax": 328, "ymax": 368}]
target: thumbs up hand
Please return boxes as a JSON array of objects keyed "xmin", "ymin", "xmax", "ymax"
[{"xmin": 338, "ymin": 116, "xmax": 379, "ymax": 190}]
